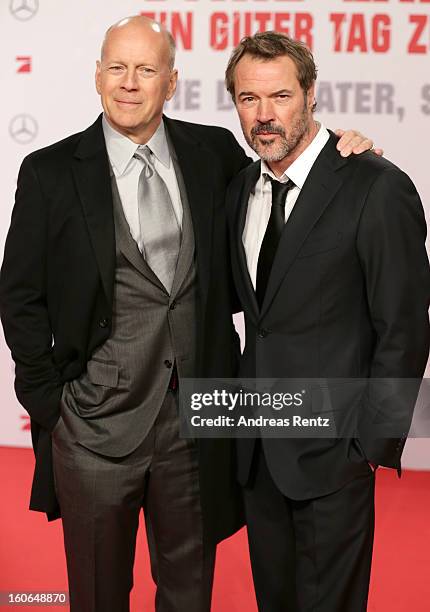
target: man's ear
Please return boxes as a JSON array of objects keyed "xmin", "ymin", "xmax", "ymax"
[
  {"xmin": 166, "ymin": 69, "xmax": 178, "ymax": 101},
  {"xmin": 307, "ymin": 83, "xmax": 316, "ymax": 112},
  {"xmin": 95, "ymin": 60, "xmax": 101, "ymax": 95}
]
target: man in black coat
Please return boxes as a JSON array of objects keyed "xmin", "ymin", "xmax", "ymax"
[
  {"xmin": 225, "ymin": 32, "xmax": 430, "ymax": 612},
  {"xmin": 0, "ymin": 16, "xmax": 250, "ymax": 612},
  {"xmin": 0, "ymin": 16, "xmax": 379, "ymax": 612}
]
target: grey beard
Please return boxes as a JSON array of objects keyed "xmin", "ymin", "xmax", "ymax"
[
  {"xmin": 251, "ymin": 134, "xmax": 291, "ymax": 163},
  {"xmin": 246, "ymin": 112, "xmax": 310, "ymax": 163}
]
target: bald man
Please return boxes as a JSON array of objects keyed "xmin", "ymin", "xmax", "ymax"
[{"xmin": 0, "ymin": 16, "xmax": 378, "ymax": 612}]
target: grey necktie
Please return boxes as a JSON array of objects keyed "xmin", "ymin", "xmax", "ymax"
[{"xmin": 134, "ymin": 145, "xmax": 181, "ymax": 293}]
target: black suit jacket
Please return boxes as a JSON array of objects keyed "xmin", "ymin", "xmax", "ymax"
[
  {"xmin": 0, "ymin": 114, "xmax": 250, "ymax": 543},
  {"xmin": 227, "ymin": 133, "xmax": 430, "ymax": 500}
]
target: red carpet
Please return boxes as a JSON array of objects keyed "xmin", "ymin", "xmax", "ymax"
[{"xmin": 1, "ymin": 447, "xmax": 430, "ymax": 611}]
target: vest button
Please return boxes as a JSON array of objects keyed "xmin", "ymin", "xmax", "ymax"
[
  {"xmin": 164, "ymin": 359, "xmax": 173, "ymax": 369},
  {"xmin": 99, "ymin": 317, "xmax": 109, "ymax": 328}
]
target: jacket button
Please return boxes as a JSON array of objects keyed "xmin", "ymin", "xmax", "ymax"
[
  {"xmin": 164, "ymin": 359, "xmax": 173, "ymax": 369},
  {"xmin": 99, "ymin": 317, "xmax": 109, "ymax": 328},
  {"xmin": 169, "ymin": 301, "xmax": 177, "ymax": 310},
  {"xmin": 257, "ymin": 328, "xmax": 268, "ymax": 338}
]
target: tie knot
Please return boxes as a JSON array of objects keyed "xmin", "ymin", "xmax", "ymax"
[
  {"xmin": 134, "ymin": 146, "xmax": 154, "ymax": 177},
  {"xmin": 270, "ymin": 178, "xmax": 294, "ymax": 207},
  {"xmin": 134, "ymin": 145, "xmax": 152, "ymax": 162}
]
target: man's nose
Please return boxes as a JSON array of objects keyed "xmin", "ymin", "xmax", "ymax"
[
  {"xmin": 256, "ymin": 99, "xmax": 275, "ymax": 124},
  {"xmin": 121, "ymin": 69, "xmax": 139, "ymax": 91}
]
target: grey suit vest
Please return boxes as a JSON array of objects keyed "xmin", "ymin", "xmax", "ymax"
[{"xmin": 60, "ymin": 142, "xmax": 198, "ymax": 456}]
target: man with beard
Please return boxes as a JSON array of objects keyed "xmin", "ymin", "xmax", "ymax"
[{"xmin": 225, "ymin": 32, "xmax": 430, "ymax": 611}]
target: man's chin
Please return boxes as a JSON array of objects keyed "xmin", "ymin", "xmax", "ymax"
[
  {"xmin": 108, "ymin": 116, "xmax": 145, "ymax": 135},
  {"xmin": 255, "ymin": 145, "xmax": 287, "ymax": 163}
]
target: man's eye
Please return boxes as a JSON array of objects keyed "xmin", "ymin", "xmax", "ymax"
[
  {"xmin": 140, "ymin": 67, "xmax": 155, "ymax": 74},
  {"xmin": 109, "ymin": 66, "xmax": 124, "ymax": 72}
]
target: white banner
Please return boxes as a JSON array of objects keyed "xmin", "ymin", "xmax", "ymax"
[{"xmin": 0, "ymin": 0, "xmax": 429, "ymax": 466}]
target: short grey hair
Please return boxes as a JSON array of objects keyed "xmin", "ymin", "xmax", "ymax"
[{"xmin": 164, "ymin": 30, "xmax": 176, "ymax": 69}]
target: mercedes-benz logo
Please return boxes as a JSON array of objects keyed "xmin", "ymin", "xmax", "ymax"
[
  {"xmin": 9, "ymin": 114, "xmax": 38, "ymax": 144},
  {"xmin": 10, "ymin": 0, "xmax": 39, "ymax": 21}
]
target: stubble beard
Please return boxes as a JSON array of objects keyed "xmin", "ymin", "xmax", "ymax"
[{"xmin": 244, "ymin": 102, "xmax": 311, "ymax": 163}]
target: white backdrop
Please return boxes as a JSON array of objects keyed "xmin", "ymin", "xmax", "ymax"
[{"xmin": 0, "ymin": 0, "xmax": 429, "ymax": 467}]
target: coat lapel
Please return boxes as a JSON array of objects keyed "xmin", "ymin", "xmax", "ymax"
[
  {"xmin": 233, "ymin": 162, "xmax": 261, "ymax": 323},
  {"xmin": 164, "ymin": 116, "xmax": 215, "ymax": 309},
  {"xmin": 260, "ymin": 133, "xmax": 348, "ymax": 318},
  {"xmin": 167, "ymin": 136, "xmax": 195, "ymax": 300},
  {"xmin": 72, "ymin": 115, "xmax": 116, "ymax": 306}
]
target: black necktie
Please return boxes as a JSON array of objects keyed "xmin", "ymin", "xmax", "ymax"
[{"xmin": 256, "ymin": 178, "xmax": 294, "ymax": 307}]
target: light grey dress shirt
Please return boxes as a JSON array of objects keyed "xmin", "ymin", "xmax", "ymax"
[{"xmin": 102, "ymin": 115, "xmax": 183, "ymax": 255}]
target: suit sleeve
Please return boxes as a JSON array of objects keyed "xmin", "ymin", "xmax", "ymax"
[
  {"xmin": 356, "ymin": 167, "xmax": 430, "ymax": 467},
  {"xmin": 0, "ymin": 156, "xmax": 63, "ymax": 433}
]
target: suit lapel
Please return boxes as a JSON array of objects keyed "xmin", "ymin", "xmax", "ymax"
[
  {"xmin": 260, "ymin": 133, "xmax": 348, "ymax": 318},
  {"xmin": 112, "ymin": 126, "xmax": 195, "ymax": 297},
  {"xmin": 110, "ymin": 169, "xmax": 167, "ymax": 292},
  {"xmin": 72, "ymin": 115, "xmax": 116, "ymax": 306},
  {"xmin": 164, "ymin": 116, "xmax": 215, "ymax": 308}
]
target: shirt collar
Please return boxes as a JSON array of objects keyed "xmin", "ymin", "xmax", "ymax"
[
  {"xmin": 260, "ymin": 123, "xmax": 329, "ymax": 189},
  {"xmin": 144, "ymin": 120, "xmax": 171, "ymax": 168},
  {"xmin": 102, "ymin": 115, "xmax": 171, "ymax": 176}
]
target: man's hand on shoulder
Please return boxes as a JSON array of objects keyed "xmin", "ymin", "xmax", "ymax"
[{"xmin": 335, "ymin": 129, "xmax": 384, "ymax": 158}]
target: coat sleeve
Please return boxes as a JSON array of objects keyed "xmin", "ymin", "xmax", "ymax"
[
  {"xmin": 356, "ymin": 167, "xmax": 430, "ymax": 467},
  {"xmin": 0, "ymin": 155, "xmax": 63, "ymax": 432}
]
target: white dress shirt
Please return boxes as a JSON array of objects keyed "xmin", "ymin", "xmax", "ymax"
[
  {"xmin": 102, "ymin": 115, "xmax": 183, "ymax": 254},
  {"xmin": 243, "ymin": 123, "xmax": 330, "ymax": 289}
]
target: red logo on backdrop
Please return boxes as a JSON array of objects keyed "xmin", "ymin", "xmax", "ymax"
[
  {"xmin": 16, "ymin": 56, "xmax": 32, "ymax": 73},
  {"xmin": 20, "ymin": 415, "xmax": 31, "ymax": 431}
]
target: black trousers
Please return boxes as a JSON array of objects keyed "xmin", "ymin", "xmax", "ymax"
[
  {"xmin": 243, "ymin": 442, "xmax": 375, "ymax": 612},
  {"xmin": 52, "ymin": 390, "xmax": 215, "ymax": 612}
]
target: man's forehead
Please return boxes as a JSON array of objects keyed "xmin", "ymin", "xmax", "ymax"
[
  {"xmin": 237, "ymin": 54, "xmax": 297, "ymax": 75},
  {"xmin": 235, "ymin": 56, "xmax": 298, "ymax": 87}
]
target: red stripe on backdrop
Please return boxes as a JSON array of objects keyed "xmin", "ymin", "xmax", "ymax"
[{"xmin": 1, "ymin": 447, "xmax": 430, "ymax": 611}]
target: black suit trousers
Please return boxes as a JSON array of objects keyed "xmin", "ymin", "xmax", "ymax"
[{"xmin": 243, "ymin": 441, "xmax": 375, "ymax": 612}]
